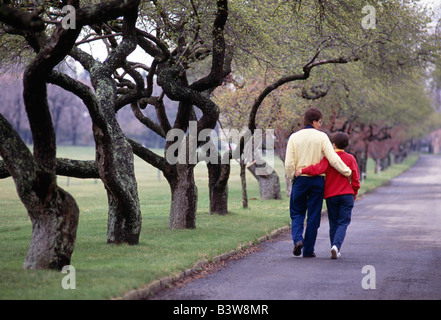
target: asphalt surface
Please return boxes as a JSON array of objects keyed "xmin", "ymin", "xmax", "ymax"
[{"xmin": 151, "ymin": 154, "xmax": 441, "ymax": 300}]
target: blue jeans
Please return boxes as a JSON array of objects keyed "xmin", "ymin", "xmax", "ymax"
[
  {"xmin": 290, "ymin": 176, "xmax": 325, "ymax": 256},
  {"xmin": 326, "ymin": 194, "xmax": 354, "ymax": 251}
]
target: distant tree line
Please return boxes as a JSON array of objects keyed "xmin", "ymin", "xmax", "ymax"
[{"xmin": 0, "ymin": 72, "xmax": 180, "ymax": 148}]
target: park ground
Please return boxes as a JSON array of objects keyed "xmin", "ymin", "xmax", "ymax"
[
  {"xmin": 0, "ymin": 146, "xmax": 420, "ymax": 299},
  {"xmin": 150, "ymin": 154, "xmax": 441, "ymax": 300}
]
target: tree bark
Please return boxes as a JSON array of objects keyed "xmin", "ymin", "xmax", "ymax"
[
  {"xmin": 247, "ymin": 160, "xmax": 282, "ymax": 200},
  {"xmin": 0, "ymin": 0, "xmax": 83, "ymax": 270},
  {"xmin": 168, "ymin": 164, "xmax": 198, "ymax": 229},
  {"xmin": 56, "ymin": 158, "xmax": 98, "ymax": 178},
  {"xmin": 58, "ymin": 0, "xmax": 142, "ymax": 244},
  {"xmin": 95, "ymin": 122, "xmax": 142, "ymax": 244},
  {"xmin": 0, "ymin": 113, "xmax": 79, "ymax": 270},
  {"xmin": 1, "ymin": 158, "xmax": 99, "ymax": 179},
  {"xmin": 207, "ymin": 161, "xmax": 229, "ymax": 215},
  {"xmin": 240, "ymin": 158, "xmax": 248, "ymax": 208},
  {"xmin": 24, "ymin": 187, "xmax": 79, "ymax": 269},
  {"xmin": 157, "ymin": 65, "xmax": 219, "ymax": 228},
  {"xmin": 206, "ymin": 144, "xmax": 230, "ymax": 215},
  {"xmin": 50, "ymin": 60, "xmax": 143, "ymax": 244}
]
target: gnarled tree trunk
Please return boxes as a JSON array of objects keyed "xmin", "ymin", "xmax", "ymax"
[
  {"xmin": 0, "ymin": 103, "xmax": 79, "ymax": 271},
  {"xmin": 207, "ymin": 148, "xmax": 230, "ymax": 215},
  {"xmin": 3, "ymin": 0, "xmax": 82, "ymax": 270},
  {"xmin": 95, "ymin": 122, "xmax": 141, "ymax": 244},
  {"xmin": 208, "ymin": 163, "xmax": 229, "ymax": 215},
  {"xmin": 247, "ymin": 160, "xmax": 282, "ymax": 200},
  {"xmin": 65, "ymin": 1, "xmax": 142, "ymax": 244},
  {"xmin": 168, "ymin": 164, "xmax": 198, "ymax": 229},
  {"xmin": 240, "ymin": 158, "xmax": 248, "ymax": 208},
  {"xmin": 24, "ymin": 187, "xmax": 79, "ymax": 269},
  {"xmin": 49, "ymin": 67, "xmax": 142, "ymax": 245}
]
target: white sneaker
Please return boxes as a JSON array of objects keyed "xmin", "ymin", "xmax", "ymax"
[{"xmin": 331, "ymin": 245, "xmax": 341, "ymax": 259}]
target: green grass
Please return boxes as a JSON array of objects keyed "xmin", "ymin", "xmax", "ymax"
[{"xmin": 0, "ymin": 147, "xmax": 418, "ymax": 299}]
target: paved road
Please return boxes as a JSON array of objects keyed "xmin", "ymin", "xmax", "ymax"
[{"xmin": 151, "ymin": 155, "xmax": 441, "ymax": 300}]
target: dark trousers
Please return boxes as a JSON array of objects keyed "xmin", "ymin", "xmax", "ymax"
[
  {"xmin": 326, "ymin": 194, "xmax": 354, "ymax": 251},
  {"xmin": 290, "ymin": 176, "xmax": 325, "ymax": 256}
]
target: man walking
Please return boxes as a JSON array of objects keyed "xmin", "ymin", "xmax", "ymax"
[{"xmin": 285, "ymin": 108, "xmax": 351, "ymax": 257}]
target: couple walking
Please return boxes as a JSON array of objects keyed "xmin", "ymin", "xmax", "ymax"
[{"xmin": 285, "ymin": 108, "xmax": 360, "ymax": 259}]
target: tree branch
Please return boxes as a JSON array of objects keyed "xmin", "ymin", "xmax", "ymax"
[
  {"xmin": 102, "ymin": 1, "xmax": 139, "ymax": 75},
  {"xmin": 127, "ymin": 138, "xmax": 172, "ymax": 176},
  {"xmin": 55, "ymin": 158, "xmax": 99, "ymax": 179},
  {"xmin": 157, "ymin": 65, "xmax": 219, "ymax": 135},
  {"xmin": 248, "ymin": 55, "xmax": 357, "ymax": 131},
  {"xmin": 75, "ymin": 32, "xmax": 122, "ymax": 46},
  {"xmin": 0, "ymin": 2, "xmax": 45, "ymax": 31},
  {"xmin": 47, "ymin": 71, "xmax": 108, "ymax": 131},
  {"xmin": 130, "ymin": 102, "xmax": 166, "ymax": 138},
  {"xmin": 74, "ymin": 0, "xmax": 140, "ymax": 27},
  {"xmin": 0, "ymin": 114, "xmax": 36, "ymax": 197},
  {"xmin": 0, "ymin": 158, "xmax": 99, "ymax": 179},
  {"xmin": 189, "ymin": 0, "xmax": 229, "ymax": 92},
  {"xmin": 22, "ymin": 0, "xmax": 82, "ymax": 199}
]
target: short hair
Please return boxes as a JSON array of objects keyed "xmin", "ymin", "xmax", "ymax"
[
  {"xmin": 332, "ymin": 132, "xmax": 349, "ymax": 149},
  {"xmin": 304, "ymin": 107, "xmax": 322, "ymax": 126}
]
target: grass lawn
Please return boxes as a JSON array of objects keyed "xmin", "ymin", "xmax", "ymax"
[{"xmin": 0, "ymin": 147, "xmax": 419, "ymax": 299}]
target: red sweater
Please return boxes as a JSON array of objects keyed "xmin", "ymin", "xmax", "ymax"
[{"xmin": 301, "ymin": 151, "xmax": 360, "ymax": 199}]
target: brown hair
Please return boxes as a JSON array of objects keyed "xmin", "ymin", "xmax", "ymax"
[
  {"xmin": 332, "ymin": 132, "xmax": 349, "ymax": 150},
  {"xmin": 304, "ymin": 107, "xmax": 322, "ymax": 126}
]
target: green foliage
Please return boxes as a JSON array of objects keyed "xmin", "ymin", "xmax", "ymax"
[
  {"xmin": 215, "ymin": 0, "xmax": 440, "ymax": 146},
  {"xmin": 138, "ymin": 0, "xmax": 220, "ymax": 63},
  {"xmin": 0, "ymin": 33, "xmax": 33, "ymax": 74},
  {"xmin": 308, "ymin": 60, "xmax": 439, "ymax": 140}
]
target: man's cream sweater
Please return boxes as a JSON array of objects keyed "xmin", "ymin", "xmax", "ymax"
[{"xmin": 284, "ymin": 128, "xmax": 351, "ymax": 182}]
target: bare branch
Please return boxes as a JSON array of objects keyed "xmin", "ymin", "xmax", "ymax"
[
  {"xmin": 75, "ymin": 32, "xmax": 122, "ymax": 46},
  {"xmin": 127, "ymin": 137, "xmax": 171, "ymax": 175},
  {"xmin": 248, "ymin": 55, "xmax": 358, "ymax": 131},
  {"xmin": 130, "ymin": 102, "xmax": 166, "ymax": 138},
  {"xmin": 189, "ymin": 0, "xmax": 229, "ymax": 92}
]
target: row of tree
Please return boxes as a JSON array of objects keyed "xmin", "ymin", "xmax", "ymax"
[
  {"xmin": 0, "ymin": 72, "xmax": 181, "ymax": 147},
  {"xmin": 0, "ymin": 0, "xmax": 440, "ymax": 270}
]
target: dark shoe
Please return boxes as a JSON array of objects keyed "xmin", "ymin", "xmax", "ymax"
[
  {"xmin": 293, "ymin": 241, "xmax": 303, "ymax": 256},
  {"xmin": 303, "ymin": 253, "xmax": 316, "ymax": 258}
]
